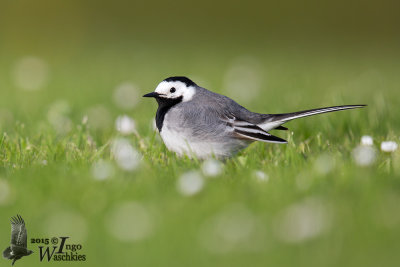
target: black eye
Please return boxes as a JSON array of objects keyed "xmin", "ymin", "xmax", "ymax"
[{"xmin": 170, "ymin": 87, "xmax": 176, "ymax": 93}]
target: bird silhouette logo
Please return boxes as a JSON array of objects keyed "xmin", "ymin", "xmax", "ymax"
[{"xmin": 2, "ymin": 215, "xmax": 33, "ymax": 266}]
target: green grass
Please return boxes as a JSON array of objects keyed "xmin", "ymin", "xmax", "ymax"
[{"xmin": 1, "ymin": 45, "xmax": 400, "ymax": 267}]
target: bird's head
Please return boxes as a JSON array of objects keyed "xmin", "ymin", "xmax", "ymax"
[
  {"xmin": 27, "ymin": 250, "xmax": 34, "ymax": 255},
  {"xmin": 143, "ymin": 76, "xmax": 197, "ymax": 103}
]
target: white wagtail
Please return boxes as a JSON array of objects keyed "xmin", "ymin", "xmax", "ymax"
[{"xmin": 143, "ymin": 76, "xmax": 365, "ymax": 159}]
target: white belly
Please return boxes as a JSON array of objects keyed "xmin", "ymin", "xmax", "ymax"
[
  {"xmin": 160, "ymin": 124, "xmax": 249, "ymax": 159},
  {"xmin": 160, "ymin": 126, "xmax": 221, "ymax": 158},
  {"xmin": 159, "ymin": 109, "xmax": 251, "ymax": 159}
]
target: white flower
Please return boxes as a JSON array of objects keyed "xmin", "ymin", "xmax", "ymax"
[
  {"xmin": 361, "ymin": 135, "xmax": 373, "ymax": 146},
  {"xmin": 115, "ymin": 115, "xmax": 136, "ymax": 135},
  {"xmin": 381, "ymin": 141, "xmax": 398, "ymax": 152},
  {"xmin": 111, "ymin": 138, "xmax": 141, "ymax": 171}
]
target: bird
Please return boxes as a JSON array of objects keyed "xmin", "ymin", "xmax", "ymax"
[
  {"xmin": 2, "ymin": 215, "xmax": 33, "ymax": 266},
  {"xmin": 143, "ymin": 76, "xmax": 365, "ymax": 159}
]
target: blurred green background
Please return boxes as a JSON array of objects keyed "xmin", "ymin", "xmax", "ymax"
[{"xmin": 1, "ymin": 0, "xmax": 400, "ymax": 266}]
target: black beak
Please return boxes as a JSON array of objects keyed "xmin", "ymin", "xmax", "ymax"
[{"xmin": 143, "ymin": 92, "xmax": 160, "ymax": 98}]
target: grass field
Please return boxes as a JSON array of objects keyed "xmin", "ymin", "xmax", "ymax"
[{"xmin": 1, "ymin": 44, "xmax": 400, "ymax": 267}]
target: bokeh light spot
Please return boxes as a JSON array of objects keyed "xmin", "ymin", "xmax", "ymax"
[
  {"xmin": 12, "ymin": 56, "xmax": 49, "ymax": 91},
  {"xmin": 105, "ymin": 202, "xmax": 153, "ymax": 242},
  {"xmin": 352, "ymin": 145, "xmax": 376, "ymax": 166},
  {"xmin": 113, "ymin": 82, "xmax": 140, "ymax": 110},
  {"xmin": 177, "ymin": 171, "xmax": 204, "ymax": 196}
]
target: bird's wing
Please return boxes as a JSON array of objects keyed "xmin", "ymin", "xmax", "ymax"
[
  {"xmin": 10, "ymin": 215, "xmax": 28, "ymax": 248},
  {"xmin": 222, "ymin": 114, "xmax": 287, "ymax": 143}
]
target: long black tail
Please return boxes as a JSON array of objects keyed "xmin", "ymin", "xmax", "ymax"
[
  {"xmin": 259, "ymin": 105, "xmax": 366, "ymax": 131},
  {"xmin": 270, "ymin": 105, "xmax": 366, "ymax": 122}
]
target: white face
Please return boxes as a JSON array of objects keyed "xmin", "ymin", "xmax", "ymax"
[{"xmin": 154, "ymin": 81, "xmax": 196, "ymax": 102}]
